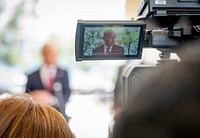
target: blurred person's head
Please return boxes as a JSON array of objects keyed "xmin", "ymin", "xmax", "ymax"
[
  {"xmin": 103, "ymin": 30, "xmax": 116, "ymax": 46},
  {"xmin": 42, "ymin": 43, "xmax": 58, "ymax": 65},
  {"xmin": 113, "ymin": 51, "xmax": 200, "ymax": 138},
  {"xmin": 0, "ymin": 93, "xmax": 75, "ymax": 138}
]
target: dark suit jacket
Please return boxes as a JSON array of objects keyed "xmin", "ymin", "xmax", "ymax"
[
  {"xmin": 93, "ymin": 45, "xmax": 124, "ymax": 56},
  {"xmin": 26, "ymin": 67, "xmax": 71, "ymax": 118}
]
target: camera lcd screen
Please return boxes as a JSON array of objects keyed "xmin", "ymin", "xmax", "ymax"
[{"xmin": 75, "ymin": 20, "xmax": 146, "ymax": 61}]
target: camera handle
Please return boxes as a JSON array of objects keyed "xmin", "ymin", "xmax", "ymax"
[{"xmin": 156, "ymin": 50, "xmax": 178, "ymax": 65}]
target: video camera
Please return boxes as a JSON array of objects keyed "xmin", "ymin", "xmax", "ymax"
[
  {"xmin": 137, "ymin": 0, "xmax": 200, "ymax": 56},
  {"xmin": 122, "ymin": 0, "xmax": 200, "ymax": 108},
  {"xmin": 75, "ymin": 0, "xmax": 200, "ymax": 61}
]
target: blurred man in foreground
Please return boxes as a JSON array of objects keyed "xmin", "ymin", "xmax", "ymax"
[
  {"xmin": 113, "ymin": 45, "xmax": 200, "ymax": 138},
  {"xmin": 26, "ymin": 43, "xmax": 71, "ymax": 121}
]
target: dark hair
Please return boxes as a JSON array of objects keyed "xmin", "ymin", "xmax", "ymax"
[{"xmin": 113, "ymin": 52, "xmax": 200, "ymax": 138}]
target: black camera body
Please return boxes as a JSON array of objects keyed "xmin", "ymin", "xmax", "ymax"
[
  {"xmin": 137, "ymin": 0, "xmax": 200, "ymax": 51},
  {"xmin": 138, "ymin": 0, "xmax": 200, "ymax": 17}
]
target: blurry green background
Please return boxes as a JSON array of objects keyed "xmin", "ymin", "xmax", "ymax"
[{"xmin": 0, "ymin": 0, "xmax": 138, "ymax": 94}]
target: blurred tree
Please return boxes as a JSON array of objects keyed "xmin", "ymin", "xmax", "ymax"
[
  {"xmin": 0, "ymin": 0, "xmax": 37, "ymax": 65},
  {"xmin": 121, "ymin": 29, "xmax": 140, "ymax": 55},
  {"xmin": 84, "ymin": 27, "xmax": 104, "ymax": 53}
]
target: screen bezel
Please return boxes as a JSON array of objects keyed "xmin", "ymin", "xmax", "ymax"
[{"xmin": 75, "ymin": 20, "xmax": 146, "ymax": 61}]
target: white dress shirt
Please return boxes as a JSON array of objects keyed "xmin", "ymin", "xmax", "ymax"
[
  {"xmin": 104, "ymin": 44, "xmax": 113, "ymax": 55},
  {"xmin": 40, "ymin": 64, "xmax": 57, "ymax": 88}
]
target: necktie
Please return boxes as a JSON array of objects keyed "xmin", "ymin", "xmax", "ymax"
[
  {"xmin": 106, "ymin": 46, "xmax": 111, "ymax": 54},
  {"xmin": 46, "ymin": 75, "xmax": 54, "ymax": 92},
  {"xmin": 46, "ymin": 68, "xmax": 55, "ymax": 92}
]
